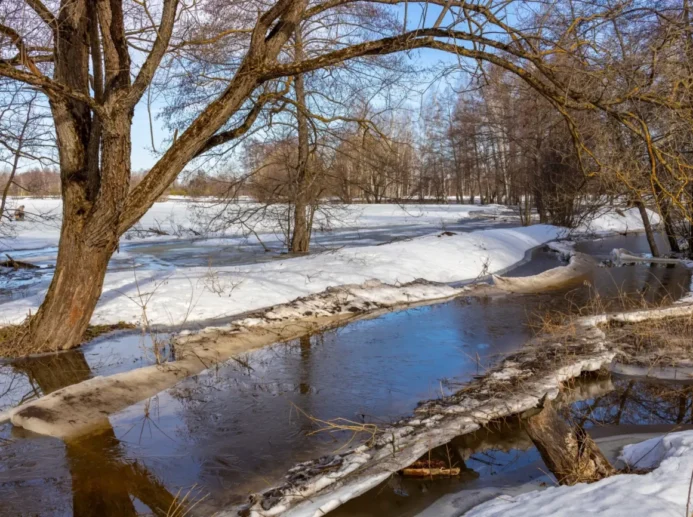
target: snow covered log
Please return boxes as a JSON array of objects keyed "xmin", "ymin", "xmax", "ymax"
[
  {"xmin": 217, "ymin": 325, "xmax": 616, "ymax": 516},
  {"xmin": 492, "ymin": 252, "xmax": 594, "ymax": 293},
  {"xmin": 610, "ymin": 248, "xmax": 684, "ymax": 266},
  {"xmin": 221, "ymin": 300, "xmax": 693, "ymax": 516},
  {"xmin": 0, "ymin": 280, "xmax": 467, "ymax": 437}
]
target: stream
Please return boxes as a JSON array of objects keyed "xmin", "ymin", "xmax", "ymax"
[{"xmin": 0, "ymin": 232, "xmax": 691, "ymax": 516}]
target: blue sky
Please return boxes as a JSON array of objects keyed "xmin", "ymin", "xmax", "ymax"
[{"xmin": 129, "ymin": 2, "xmax": 509, "ymax": 171}]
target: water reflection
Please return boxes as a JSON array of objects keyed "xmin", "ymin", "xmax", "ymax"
[
  {"xmin": 332, "ymin": 374, "xmax": 693, "ymax": 517},
  {"xmin": 567, "ymin": 374, "xmax": 693, "ymax": 427},
  {"xmin": 0, "ymin": 350, "xmax": 177, "ymax": 517},
  {"xmin": 0, "ymin": 233, "xmax": 691, "ymax": 515}
]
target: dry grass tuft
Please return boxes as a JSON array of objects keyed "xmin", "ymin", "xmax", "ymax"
[
  {"xmin": 0, "ymin": 320, "xmax": 136, "ymax": 358},
  {"xmin": 606, "ymin": 314, "xmax": 693, "ymax": 368},
  {"xmin": 291, "ymin": 402, "xmax": 381, "ymax": 452}
]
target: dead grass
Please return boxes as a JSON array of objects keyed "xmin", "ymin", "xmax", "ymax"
[
  {"xmin": 0, "ymin": 321, "xmax": 135, "ymax": 358},
  {"xmin": 290, "ymin": 402, "xmax": 381, "ymax": 452},
  {"xmin": 605, "ymin": 314, "xmax": 693, "ymax": 367},
  {"xmin": 530, "ymin": 280, "xmax": 675, "ymax": 339},
  {"xmin": 82, "ymin": 321, "xmax": 136, "ymax": 341}
]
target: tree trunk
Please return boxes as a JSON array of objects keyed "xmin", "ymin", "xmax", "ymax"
[
  {"xmin": 634, "ymin": 198, "xmax": 661, "ymax": 257},
  {"xmin": 22, "ymin": 218, "xmax": 118, "ymax": 352},
  {"xmin": 652, "ymin": 182, "xmax": 680, "ymax": 253},
  {"xmin": 290, "ymin": 29, "xmax": 312, "ymax": 254},
  {"xmin": 524, "ymin": 400, "xmax": 616, "ymax": 485},
  {"xmin": 18, "ymin": 109, "xmax": 131, "ymax": 353}
]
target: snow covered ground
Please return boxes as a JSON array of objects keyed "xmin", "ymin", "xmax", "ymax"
[
  {"xmin": 0, "ymin": 197, "xmax": 510, "ymax": 252},
  {"xmin": 466, "ymin": 430, "xmax": 693, "ymax": 517},
  {"xmin": 0, "ymin": 200, "xmax": 658, "ymax": 328},
  {"xmin": 577, "ymin": 208, "xmax": 661, "ymax": 235},
  {"xmin": 0, "ymin": 224, "xmax": 564, "ymax": 326}
]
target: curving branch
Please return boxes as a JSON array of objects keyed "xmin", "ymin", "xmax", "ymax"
[
  {"xmin": 124, "ymin": 0, "xmax": 180, "ymax": 109},
  {"xmin": 0, "ymin": 63, "xmax": 105, "ymax": 115},
  {"xmin": 26, "ymin": 0, "xmax": 58, "ymax": 34},
  {"xmin": 195, "ymin": 84, "xmax": 291, "ymax": 157},
  {"xmin": 0, "ymin": 23, "xmax": 44, "ymax": 76}
]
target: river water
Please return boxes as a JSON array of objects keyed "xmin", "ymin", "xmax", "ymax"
[{"xmin": 0, "ymin": 233, "xmax": 690, "ymax": 516}]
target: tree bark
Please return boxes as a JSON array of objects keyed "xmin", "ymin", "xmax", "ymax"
[
  {"xmin": 524, "ymin": 400, "xmax": 616, "ymax": 485},
  {"xmin": 22, "ymin": 219, "xmax": 118, "ymax": 351},
  {"xmin": 18, "ymin": 108, "xmax": 132, "ymax": 353},
  {"xmin": 633, "ymin": 198, "xmax": 661, "ymax": 257},
  {"xmin": 290, "ymin": 28, "xmax": 312, "ymax": 254},
  {"xmin": 652, "ymin": 182, "xmax": 680, "ymax": 253}
]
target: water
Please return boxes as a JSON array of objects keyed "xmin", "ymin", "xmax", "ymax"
[
  {"xmin": 0, "ymin": 233, "xmax": 690, "ymax": 515},
  {"xmin": 332, "ymin": 374, "xmax": 693, "ymax": 517}
]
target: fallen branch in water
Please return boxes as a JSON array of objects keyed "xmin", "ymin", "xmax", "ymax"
[{"xmin": 0, "ymin": 254, "xmax": 39, "ymax": 270}]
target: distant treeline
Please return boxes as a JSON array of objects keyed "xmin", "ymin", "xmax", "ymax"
[
  {"xmin": 0, "ymin": 169, "xmax": 61, "ymax": 197},
  {"xmin": 1, "ymin": 169, "xmax": 219, "ymax": 199}
]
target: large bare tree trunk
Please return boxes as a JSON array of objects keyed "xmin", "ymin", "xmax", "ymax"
[
  {"xmin": 524, "ymin": 400, "xmax": 616, "ymax": 485},
  {"xmin": 290, "ymin": 29, "xmax": 312, "ymax": 254},
  {"xmin": 20, "ymin": 105, "xmax": 131, "ymax": 352},
  {"xmin": 23, "ymin": 222, "xmax": 118, "ymax": 351}
]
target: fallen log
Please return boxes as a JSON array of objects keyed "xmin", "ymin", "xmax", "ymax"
[
  {"xmin": 0, "ymin": 254, "xmax": 39, "ymax": 270},
  {"xmin": 493, "ymin": 252, "xmax": 593, "ymax": 293},
  {"xmin": 524, "ymin": 399, "xmax": 616, "ymax": 485},
  {"xmin": 611, "ymin": 248, "xmax": 685, "ymax": 266},
  {"xmin": 401, "ymin": 459, "xmax": 461, "ymax": 477}
]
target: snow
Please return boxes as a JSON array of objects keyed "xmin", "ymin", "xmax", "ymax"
[
  {"xmin": 492, "ymin": 252, "xmax": 593, "ymax": 293},
  {"xmin": 0, "ymin": 223, "xmax": 565, "ymax": 327},
  {"xmin": 225, "ymin": 320, "xmax": 616, "ymax": 516},
  {"xmin": 1, "ymin": 279, "xmax": 462, "ymax": 438},
  {"xmin": 0, "ymin": 201, "xmax": 659, "ymax": 329},
  {"xmin": 466, "ymin": 430, "xmax": 693, "ymax": 517},
  {"xmin": 577, "ymin": 208, "xmax": 661, "ymax": 235},
  {"xmin": 0, "ymin": 197, "xmax": 505, "ymax": 252}
]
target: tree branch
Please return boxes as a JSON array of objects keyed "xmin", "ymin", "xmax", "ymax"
[
  {"xmin": 25, "ymin": 0, "xmax": 58, "ymax": 38},
  {"xmin": 195, "ymin": 87, "xmax": 289, "ymax": 157},
  {"xmin": 124, "ymin": 0, "xmax": 179, "ymax": 109},
  {"xmin": 0, "ymin": 23, "xmax": 44, "ymax": 76},
  {"xmin": 0, "ymin": 63, "xmax": 105, "ymax": 115}
]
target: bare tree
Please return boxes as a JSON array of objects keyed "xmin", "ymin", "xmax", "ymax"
[
  {"xmin": 2, "ymin": 0, "xmax": 688, "ymax": 353},
  {"xmin": 0, "ymin": 83, "xmax": 53, "ymax": 233}
]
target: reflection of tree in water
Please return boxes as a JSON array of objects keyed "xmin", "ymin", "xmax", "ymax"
[
  {"xmin": 565, "ymin": 375, "xmax": 693, "ymax": 426},
  {"xmin": 12, "ymin": 351, "xmax": 177, "ymax": 516}
]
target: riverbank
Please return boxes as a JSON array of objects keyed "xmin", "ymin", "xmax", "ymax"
[{"xmin": 227, "ymin": 301, "xmax": 693, "ymax": 516}]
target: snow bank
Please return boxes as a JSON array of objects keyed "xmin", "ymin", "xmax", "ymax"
[
  {"xmin": 577, "ymin": 207, "xmax": 661, "ymax": 235},
  {"xmin": 220, "ymin": 325, "xmax": 615, "ymax": 516},
  {"xmin": 0, "ymin": 224, "xmax": 564, "ymax": 327},
  {"xmin": 493, "ymin": 252, "xmax": 593, "ymax": 293},
  {"xmin": 466, "ymin": 430, "xmax": 693, "ymax": 517},
  {"xmin": 1, "ymin": 280, "xmax": 463, "ymax": 438}
]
